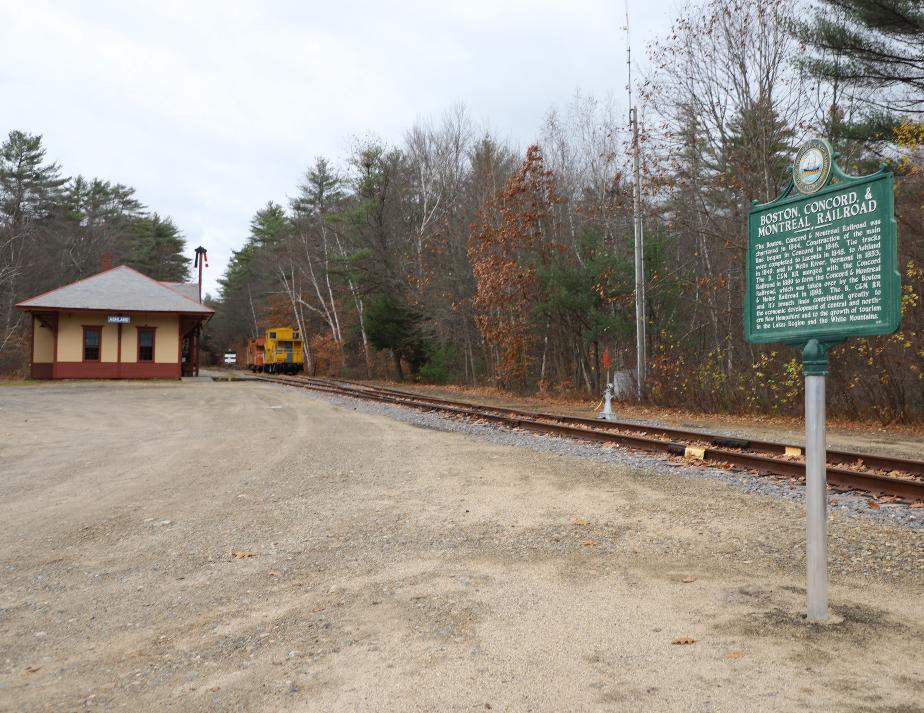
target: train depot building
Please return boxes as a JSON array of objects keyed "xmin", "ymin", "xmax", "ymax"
[{"xmin": 16, "ymin": 265, "xmax": 213, "ymax": 379}]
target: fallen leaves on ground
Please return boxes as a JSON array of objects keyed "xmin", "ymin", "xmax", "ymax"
[
  {"xmin": 671, "ymin": 637, "xmax": 696, "ymax": 645},
  {"xmin": 581, "ymin": 539, "xmax": 598, "ymax": 547},
  {"xmin": 911, "ymin": 501, "xmax": 924, "ymax": 509},
  {"xmin": 25, "ymin": 665, "xmax": 41, "ymax": 673},
  {"xmin": 573, "ymin": 518, "xmax": 591, "ymax": 526},
  {"xmin": 387, "ymin": 381, "xmax": 924, "ymax": 439},
  {"xmin": 231, "ymin": 550, "xmax": 256, "ymax": 559},
  {"xmin": 868, "ymin": 501, "xmax": 881, "ymax": 510},
  {"xmin": 725, "ymin": 650, "xmax": 746, "ymax": 659},
  {"xmin": 269, "ymin": 570, "xmax": 282, "ymax": 577},
  {"xmin": 889, "ymin": 470, "xmax": 915, "ymax": 480},
  {"xmin": 681, "ymin": 576, "xmax": 696, "ymax": 584}
]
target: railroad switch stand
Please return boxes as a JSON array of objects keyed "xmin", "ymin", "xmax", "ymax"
[{"xmin": 598, "ymin": 383, "xmax": 616, "ymax": 421}]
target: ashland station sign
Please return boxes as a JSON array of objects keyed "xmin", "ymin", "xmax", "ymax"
[{"xmin": 745, "ymin": 138, "xmax": 900, "ymax": 348}]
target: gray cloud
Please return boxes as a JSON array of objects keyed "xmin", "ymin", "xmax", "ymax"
[{"xmin": 1, "ymin": 0, "xmax": 676, "ymax": 295}]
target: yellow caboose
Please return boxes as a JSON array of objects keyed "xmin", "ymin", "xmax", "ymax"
[{"xmin": 250, "ymin": 327, "xmax": 304, "ymax": 374}]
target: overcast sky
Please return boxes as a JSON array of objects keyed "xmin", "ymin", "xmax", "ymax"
[{"xmin": 2, "ymin": 0, "xmax": 678, "ymax": 295}]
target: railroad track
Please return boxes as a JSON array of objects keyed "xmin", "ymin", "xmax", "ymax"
[{"xmin": 253, "ymin": 373, "xmax": 924, "ymax": 502}]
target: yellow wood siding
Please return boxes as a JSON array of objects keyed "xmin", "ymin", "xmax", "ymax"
[
  {"xmin": 55, "ymin": 312, "xmax": 180, "ymax": 364},
  {"xmin": 57, "ymin": 313, "xmax": 115, "ymax": 362},
  {"xmin": 32, "ymin": 317, "xmax": 55, "ymax": 363},
  {"xmin": 121, "ymin": 324, "xmax": 137, "ymax": 363},
  {"xmin": 132, "ymin": 314, "xmax": 180, "ymax": 363}
]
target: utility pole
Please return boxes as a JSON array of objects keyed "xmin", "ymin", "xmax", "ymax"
[{"xmin": 627, "ymin": 4, "xmax": 646, "ymax": 399}]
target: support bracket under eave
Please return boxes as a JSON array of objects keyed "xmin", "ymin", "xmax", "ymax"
[{"xmin": 34, "ymin": 312, "xmax": 58, "ymax": 335}]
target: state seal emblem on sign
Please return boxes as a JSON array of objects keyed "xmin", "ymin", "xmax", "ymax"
[{"xmin": 793, "ymin": 138, "xmax": 833, "ymax": 194}]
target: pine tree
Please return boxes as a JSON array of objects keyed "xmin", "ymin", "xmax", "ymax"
[
  {"xmin": 0, "ymin": 131, "xmax": 66, "ymax": 231},
  {"xmin": 0, "ymin": 131, "xmax": 67, "ymax": 366},
  {"xmin": 54, "ymin": 176, "xmax": 145, "ymax": 281},
  {"xmin": 801, "ymin": 0, "xmax": 924, "ymax": 114},
  {"xmin": 249, "ymin": 202, "xmax": 290, "ymax": 246},
  {"xmin": 725, "ymin": 97, "xmax": 795, "ymax": 203},
  {"xmin": 292, "ymin": 157, "xmax": 344, "ymax": 218},
  {"xmin": 124, "ymin": 214, "xmax": 190, "ymax": 282},
  {"xmin": 364, "ymin": 292, "xmax": 427, "ymax": 381}
]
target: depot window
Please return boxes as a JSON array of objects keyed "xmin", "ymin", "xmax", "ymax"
[
  {"xmin": 83, "ymin": 327, "xmax": 101, "ymax": 361},
  {"xmin": 138, "ymin": 328, "xmax": 155, "ymax": 362}
]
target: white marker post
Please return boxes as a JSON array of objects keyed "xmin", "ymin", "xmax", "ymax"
[{"xmin": 803, "ymin": 339, "xmax": 830, "ymax": 622}]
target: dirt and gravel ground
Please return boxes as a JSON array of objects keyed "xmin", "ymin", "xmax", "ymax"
[{"xmin": 0, "ymin": 379, "xmax": 922, "ymax": 712}]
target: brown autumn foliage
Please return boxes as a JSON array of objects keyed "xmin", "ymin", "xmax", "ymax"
[
  {"xmin": 468, "ymin": 145, "xmax": 564, "ymax": 385},
  {"xmin": 310, "ymin": 333, "xmax": 343, "ymax": 377},
  {"xmin": 202, "ymin": 0, "xmax": 924, "ymax": 424}
]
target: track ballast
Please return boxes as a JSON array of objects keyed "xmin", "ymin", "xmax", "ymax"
[{"xmin": 254, "ymin": 374, "xmax": 924, "ymax": 503}]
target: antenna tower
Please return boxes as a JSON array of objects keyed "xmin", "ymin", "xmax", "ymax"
[{"xmin": 626, "ymin": 2, "xmax": 646, "ymax": 400}]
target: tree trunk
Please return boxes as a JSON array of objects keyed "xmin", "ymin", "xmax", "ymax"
[{"xmin": 354, "ymin": 292, "xmax": 372, "ymax": 378}]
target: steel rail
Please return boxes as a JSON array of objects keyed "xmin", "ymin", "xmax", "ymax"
[
  {"xmin": 312, "ymin": 376, "xmax": 924, "ymax": 478},
  {"xmin": 253, "ymin": 373, "xmax": 924, "ymax": 501}
]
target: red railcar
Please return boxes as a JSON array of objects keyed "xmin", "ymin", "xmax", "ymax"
[{"xmin": 246, "ymin": 337, "xmax": 265, "ymax": 371}]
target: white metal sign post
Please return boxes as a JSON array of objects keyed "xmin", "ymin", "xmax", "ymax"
[{"xmin": 803, "ymin": 339, "xmax": 830, "ymax": 621}]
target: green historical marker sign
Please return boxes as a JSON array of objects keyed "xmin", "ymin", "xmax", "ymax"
[
  {"xmin": 744, "ymin": 138, "xmax": 901, "ymax": 623},
  {"xmin": 745, "ymin": 139, "xmax": 901, "ymax": 345}
]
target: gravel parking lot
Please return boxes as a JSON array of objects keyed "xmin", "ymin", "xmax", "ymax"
[{"xmin": 0, "ymin": 380, "xmax": 922, "ymax": 712}]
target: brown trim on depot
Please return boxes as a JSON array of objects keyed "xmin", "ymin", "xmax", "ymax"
[
  {"xmin": 82, "ymin": 326, "xmax": 102, "ymax": 362},
  {"xmin": 31, "ymin": 363, "xmax": 53, "ymax": 379},
  {"xmin": 137, "ymin": 326, "xmax": 156, "ymax": 362},
  {"xmin": 53, "ymin": 361, "xmax": 180, "ymax": 379},
  {"xmin": 119, "ymin": 362, "xmax": 179, "ymax": 379},
  {"xmin": 53, "ymin": 316, "xmax": 58, "ymax": 371}
]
